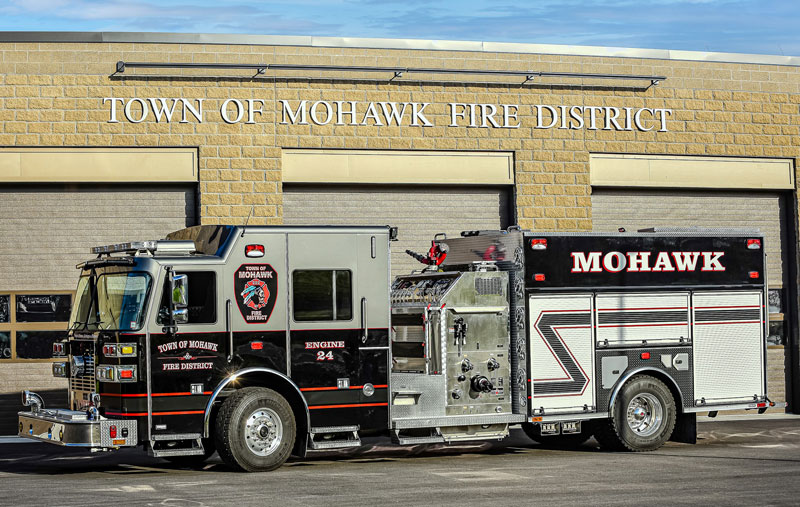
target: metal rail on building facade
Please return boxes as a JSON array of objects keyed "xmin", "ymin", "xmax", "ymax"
[{"xmin": 114, "ymin": 61, "xmax": 666, "ymax": 87}]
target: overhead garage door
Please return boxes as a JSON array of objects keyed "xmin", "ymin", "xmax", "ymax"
[
  {"xmin": 284, "ymin": 185, "xmax": 511, "ymax": 277},
  {"xmin": 0, "ymin": 185, "xmax": 197, "ymax": 292},
  {"xmin": 591, "ymin": 189, "xmax": 787, "ymax": 289},
  {"xmin": 592, "ymin": 188, "xmax": 789, "ymax": 403}
]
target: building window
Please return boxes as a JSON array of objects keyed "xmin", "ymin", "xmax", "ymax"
[
  {"xmin": 0, "ymin": 292, "xmax": 72, "ymax": 361},
  {"xmin": 157, "ymin": 272, "xmax": 217, "ymax": 325},
  {"xmin": 292, "ymin": 270, "xmax": 352, "ymax": 322}
]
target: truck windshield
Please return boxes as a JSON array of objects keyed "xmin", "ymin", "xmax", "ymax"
[{"xmin": 69, "ymin": 272, "xmax": 152, "ymax": 332}]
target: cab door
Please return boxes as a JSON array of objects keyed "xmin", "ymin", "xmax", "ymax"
[
  {"xmin": 145, "ymin": 266, "xmax": 226, "ymax": 437},
  {"xmin": 288, "ymin": 232, "xmax": 389, "ymax": 431}
]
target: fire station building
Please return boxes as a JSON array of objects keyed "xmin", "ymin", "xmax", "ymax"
[{"xmin": 0, "ymin": 32, "xmax": 798, "ymax": 433}]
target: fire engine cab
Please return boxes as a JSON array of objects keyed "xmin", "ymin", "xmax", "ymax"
[{"xmin": 19, "ymin": 225, "xmax": 780, "ymax": 471}]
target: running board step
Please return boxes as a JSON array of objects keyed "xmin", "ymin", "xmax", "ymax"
[
  {"xmin": 308, "ymin": 426, "xmax": 361, "ymax": 450},
  {"xmin": 149, "ymin": 436, "xmax": 204, "ymax": 457},
  {"xmin": 392, "ymin": 428, "xmax": 444, "ymax": 445}
]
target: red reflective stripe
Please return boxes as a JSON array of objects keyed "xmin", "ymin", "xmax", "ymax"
[
  {"xmin": 597, "ymin": 307, "xmax": 688, "ymax": 311},
  {"xmin": 101, "ymin": 392, "xmax": 212, "ymax": 397},
  {"xmin": 694, "ymin": 305, "xmax": 761, "ymax": 309},
  {"xmin": 597, "ymin": 323, "xmax": 687, "ymax": 328},
  {"xmin": 308, "ymin": 402, "xmax": 388, "ymax": 410},
  {"xmin": 104, "ymin": 410, "xmax": 205, "ymax": 416},
  {"xmin": 300, "ymin": 385, "xmax": 388, "ymax": 392},
  {"xmin": 695, "ymin": 321, "xmax": 763, "ymax": 325}
]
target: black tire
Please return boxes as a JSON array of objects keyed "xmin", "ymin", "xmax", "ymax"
[
  {"xmin": 594, "ymin": 375, "xmax": 676, "ymax": 452},
  {"xmin": 214, "ymin": 387, "xmax": 296, "ymax": 472},
  {"xmin": 161, "ymin": 438, "xmax": 217, "ymax": 467},
  {"xmin": 521, "ymin": 422, "xmax": 593, "ymax": 448}
]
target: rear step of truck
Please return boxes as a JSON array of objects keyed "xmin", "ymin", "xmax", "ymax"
[
  {"xmin": 308, "ymin": 426, "xmax": 361, "ymax": 450},
  {"xmin": 148, "ymin": 433, "xmax": 205, "ymax": 457}
]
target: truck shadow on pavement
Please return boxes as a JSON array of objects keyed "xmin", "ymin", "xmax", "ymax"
[{"xmin": 4, "ymin": 421, "xmax": 800, "ymax": 475}]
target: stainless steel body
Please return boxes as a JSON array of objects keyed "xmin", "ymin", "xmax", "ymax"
[{"xmin": 390, "ymin": 269, "xmax": 523, "ymax": 441}]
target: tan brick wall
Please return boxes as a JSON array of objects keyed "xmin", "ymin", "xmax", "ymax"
[
  {"xmin": 0, "ymin": 39, "xmax": 796, "ymax": 412},
  {"xmin": 0, "ymin": 41, "xmax": 797, "ymax": 231}
]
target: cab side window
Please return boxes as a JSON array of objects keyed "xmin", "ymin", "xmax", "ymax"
[
  {"xmin": 157, "ymin": 272, "xmax": 217, "ymax": 324},
  {"xmin": 292, "ymin": 270, "xmax": 352, "ymax": 322}
]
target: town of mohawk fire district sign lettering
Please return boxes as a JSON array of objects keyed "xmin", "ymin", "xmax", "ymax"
[{"xmin": 234, "ymin": 264, "xmax": 278, "ymax": 323}]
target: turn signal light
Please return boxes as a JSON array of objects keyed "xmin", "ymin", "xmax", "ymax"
[
  {"xmin": 747, "ymin": 239, "xmax": 761, "ymax": 250},
  {"xmin": 103, "ymin": 343, "xmax": 137, "ymax": 358},
  {"xmin": 641, "ymin": 352, "xmax": 651, "ymax": 360},
  {"xmin": 245, "ymin": 244, "xmax": 265, "ymax": 258},
  {"xmin": 96, "ymin": 365, "xmax": 137, "ymax": 383},
  {"xmin": 530, "ymin": 238, "xmax": 548, "ymax": 250},
  {"xmin": 250, "ymin": 341, "xmax": 263, "ymax": 350},
  {"xmin": 109, "ymin": 425, "xmax": 117, "ymax": 439}
]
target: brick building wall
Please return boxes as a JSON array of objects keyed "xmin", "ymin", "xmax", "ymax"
[
  {"xmin": 0, "ymin": 37, "xmax": 797, "ymax": 426},
  {"xmin": 0, "ymin": 40, "xmax": 797, "ymax": 230}
]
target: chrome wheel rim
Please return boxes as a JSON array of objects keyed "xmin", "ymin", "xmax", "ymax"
[
  {"xmin": 244, "ymin": 408, "xmax": 282, "ymax": 456},
  {"xmin": 626, "ymin": 393, "xmax": 663, "ymax": 437}
]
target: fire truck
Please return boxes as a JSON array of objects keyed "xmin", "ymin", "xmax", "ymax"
[{"xmin": 18, "ymin": 225, "xmax": 782, "ymax": 471}]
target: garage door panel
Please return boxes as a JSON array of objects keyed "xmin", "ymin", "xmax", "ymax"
[
  {"xmin": 284, "ymin": 185, "xmax": 509, "ymax": 277},
  {"xmin": 0, "ymin": 186, "xmax": 196, "ymax": 291},
  {"xmin": 592, "ymin": 189, "xmax": 786, "ymax": 288}
]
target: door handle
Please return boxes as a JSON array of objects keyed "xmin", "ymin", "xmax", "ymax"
[
  {"xmin": 226, "ymin": 299, "xmax": 233, "ymax": 362},
  {"xmin": 361, "ymin": 297, "xmax": 367, "ymax": 344}
]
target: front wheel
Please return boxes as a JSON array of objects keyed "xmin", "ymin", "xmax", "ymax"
[
  {"xmin": 214, "ymin": 387, "xmax": 296, "ymax": 472},
  {"xmin": 594, "ymin": 374, "xmax": 676, "ymax": 452}
]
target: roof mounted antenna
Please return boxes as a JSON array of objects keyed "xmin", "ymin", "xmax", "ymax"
[{"xmin": 241, "ymin": 205, "xmax": 254, "ymax": 237}]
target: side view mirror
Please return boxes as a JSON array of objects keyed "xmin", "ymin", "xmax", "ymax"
[
  {"xmin": 172, "ymin": 308, "xmax": 188, "ymax": 324},
  {"xmin": 171, "ymin": 274, "xmax": 188, "ymax": 308}
]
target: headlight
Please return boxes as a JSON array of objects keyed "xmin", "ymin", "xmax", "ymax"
[{"xmin": 52, "ymin": 361, "xmax": 68, "ymax": 378}]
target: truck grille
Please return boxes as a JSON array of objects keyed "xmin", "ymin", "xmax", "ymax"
[
  {"xmin": 69, "ymin": 338, "xmax": 97, "ymax": 409},
  {"xmin": 69, "ymin": 355, "xmax": 96, "ymax": 393}
]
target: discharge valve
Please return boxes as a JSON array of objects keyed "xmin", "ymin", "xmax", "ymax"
[
  {"xmin": 461, "ymin": 358, "xmax": 474, "ymax": 372},
  {"xmin": 470, "ymin": 375, "xmax": 494, "ymax": 393},
  {"xmin": 487, "ymin": 357, "xmax": 500, "ymax": 371}
]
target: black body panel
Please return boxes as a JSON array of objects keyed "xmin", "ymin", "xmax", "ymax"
[{"xmin": 524, "ymin": 234, "xmax": 765, "ymax": 289}]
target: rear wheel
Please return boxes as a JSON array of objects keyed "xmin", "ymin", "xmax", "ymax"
[
  {"xmin": 521, "ymin": 422, "xmax": 593, "ymax": 448},
  {"xmin": 594, "ymin": 375, "xmax": 676, "ymax": 452},
  {"xmin": 214, "ymin": 387, "xmax": 296, "ymax": 472}
]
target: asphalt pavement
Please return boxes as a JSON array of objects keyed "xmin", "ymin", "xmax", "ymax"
[{"xmin": 1, "ymin": 416, "xmax": 799, "ymax": 506}]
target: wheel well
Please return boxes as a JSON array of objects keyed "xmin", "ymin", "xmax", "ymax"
[
  {"xmin": 611, "ymin": 368, "xmax": 685, "ymax": 414},
  {"xmin": 211, "ymin": 371, "xmax": 309, "ymax": 457}
]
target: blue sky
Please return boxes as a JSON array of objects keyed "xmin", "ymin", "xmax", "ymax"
[{"xmin": 0, "ymin": 0, "xmax": 797, "ymax": 56}]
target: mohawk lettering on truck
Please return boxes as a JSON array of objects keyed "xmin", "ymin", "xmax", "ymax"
[
  {"xmin": 18, "ymin": 225, "xmax": 782, "ymax": 473},
  {"xmin": 570, "ymin": 251, "xmax": 726, "ymax": 273}
]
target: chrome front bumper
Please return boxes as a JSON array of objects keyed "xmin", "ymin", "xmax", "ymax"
[{"xmin": 18, "ymin": 404, "xmax": 138, "ymax": 449}]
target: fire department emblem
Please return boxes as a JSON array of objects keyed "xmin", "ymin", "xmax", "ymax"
[
  {"xmin": 234, "ymin": 264, "xmax": 278, "ymax": 324},
  {"xmin": 241, "ymin": 278, "xmax": 270, "ymax": 310}
]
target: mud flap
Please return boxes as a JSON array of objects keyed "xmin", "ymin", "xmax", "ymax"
[{"xmin": 669, "ymin": 412, "xmax": 696, "ymax": 444}]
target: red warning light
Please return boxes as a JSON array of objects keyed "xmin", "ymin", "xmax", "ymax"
[
  {"xmin": 530, "ymin": 239, "xmax": 547, "ymax": 250},
  {"xmin": 245, "ymin": 244, "xmax": 265, "ymax": 258},
  {"xmin": 749, "ymin": 271, "xmax": 760, "ymax": 279},
  {"xmin": 534, "ymin": 273, "xmax": 546, "ymax": 282},
  {"xmin": 640, "ymin": 352, "xmax": 651, "ymax": 360},
  {"xmin": 746, "ymin": 239, "xmax": 761, "ymax": 250}
]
